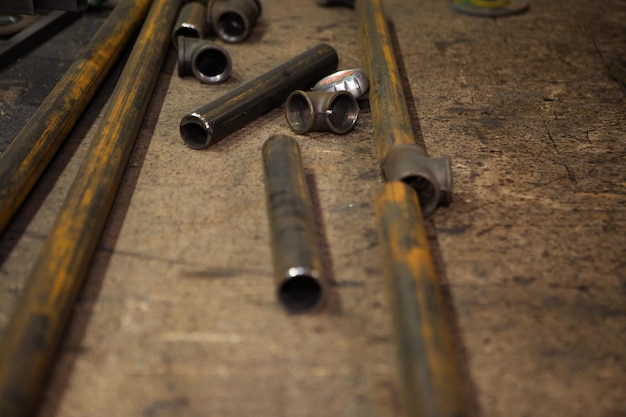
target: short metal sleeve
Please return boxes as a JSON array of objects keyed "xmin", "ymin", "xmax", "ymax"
[
  {"xmin": 262, "ymin": 135, "xmax": 326, "ymax": 313},
  {"xmin": 180, "ymin": 43, "xmax": 338, "ymax": 149},
  {"xmin": 374, "ymin": 182, "xmax": 469, "ymax": 417}
]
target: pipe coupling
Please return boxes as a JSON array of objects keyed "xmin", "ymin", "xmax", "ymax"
[
  {"xmin": 208, "ymin": 0, "xmax": 261, "ymax": 43},
  {"xmin": 177, "ymin": 37, "xmax": 231, "ymax": 84},
  {"xmin": 382, "ymin": 144, "xmax": 452, "ymax": 217},
  {"xmin": 285, "ymin": 90, "xmax": 359, "ymax": 135}
]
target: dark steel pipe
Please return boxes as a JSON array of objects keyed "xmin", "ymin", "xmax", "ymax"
[
  {"xmin": 285, "ymin": 90, "xmax": 359, "ymax": 134},
  {"xmin": 171, "ymin": 1, "xmax": 207, "ymax": 48},
  {"xmin": 209, "ymin": 0, "xmax": 261, "ymax": 43},
  {"xmin": 356, "ymin": 0, "xmax": 451, "ymax": 216},
  {"xmin": 0, "ymin": 0, "xmax": 154, "ymax": 235},
  {"xmin": 262, "ymin": 135, "xmax": 326, "ymax": 313},
  {"xmin": 0, "ymin": 0, "xmax": 183, "ymax": 415},
  {"xmin": 180, "ymin": 43, "xmax": 338, "ymax": 149},
  {"xmin": 374, "ymin": 181, "xmax": 470, "ymax": 417}
]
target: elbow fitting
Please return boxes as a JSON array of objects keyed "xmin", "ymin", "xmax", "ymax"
[{"xmin": 177, "ymin": 37, "xmax": 231, "ymax": 84}]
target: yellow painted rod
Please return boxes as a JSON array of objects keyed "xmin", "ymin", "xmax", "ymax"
[
  {"xmin": 374, "ymin": 182, "xmax": 469, "ymax": 417},
  {"xmin": 0, "ymin": 0, "xmax": 182, "ymax": 415},
  {"xmin": 0, "ymin": 0, "xmax": 153, "ymax": 235}
]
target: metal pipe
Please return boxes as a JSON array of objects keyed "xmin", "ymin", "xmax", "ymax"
[
  {"xmin": 374, "ymin": 181, "xmax": 469, "ymax": 417},
  {"xmin": 171, "ymin": 1, "xmax": 207, "ymax": 48},
  {"xmin": 0, "ymin": 0, "xmax": 183, "ymax": 415},
  {"xmin": 262, "ymin": 135, "xmax": 326, "ymax": 313},
  {"xmin": 356, "ymin": 0, "xmax": 452, "ymax": 217},
  {"xmin": 177, "ymin": 37, "xmax": 231, "ymax": 83},
  {"xmin": 180, "ymin": 43, "xmax": 338, "ymax": 149},
  {"xmin": 285, "ymin": 90, "xmax": 359, "ymax": 134},
  {"xmin": 0, "ymin": 0, "xmax": 154, "ymax": 235},
  {"xmin": 210, "ymin": 0, "xmax": 261, "ymax": 43}
]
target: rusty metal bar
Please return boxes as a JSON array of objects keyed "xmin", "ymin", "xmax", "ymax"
[
  {"xmin": 374, "ymin": 181, "xmax": 469, "ymax": 417},
  {"xmin": 356, "ymin": 0, "xmax": 451, "ymax": 216},
  {"xmin": 0, "ymin": 0, "xmax": 182, "ymax": 415},
  {"xmin": 262, "ymin": 135, "xmax": 326, "ymax": 313},
  {"xmin": 0, "ymin": 0, "xmax": 154, "ymax": 235}
]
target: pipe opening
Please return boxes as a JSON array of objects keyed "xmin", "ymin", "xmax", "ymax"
[
  {"xmin": 328, "ymin": 93, "xmax": 358, "ymax": 133},
  {"xmin": 286, "ymin": 93, "xmax": 313, "ymax": 133},
  {"xmin": 192, "ymin": 47, "xmax": 230, "ymax": 83},
  {"xmin": 279, "ymin": 275, "xmax": 323, "ymax": 313},
  {"xmin": 218, "ymin": 12, "xmax": 247, "ymax": 39},
  {"xmin": 180, "ymin": 121, "xmax": 209, "ymax": 149},
  {"xmin": 174, "ymin": 26, "xmax": 200, "ymax": 40},
  {"xmin": 403, "ymin": 175, "xmax": 438, "ymax": 216}
]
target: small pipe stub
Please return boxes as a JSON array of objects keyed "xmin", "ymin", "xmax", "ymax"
[
  {"xmin": 286, "ymin": 90, "xmax": 359, "ymax": 134},
  {"xmin": 171, "ymin": 1, "xmax": 207, "ymax": 49},
  {"xmin": 210, "ymin": 0, "xmax": 261, "ymax": 43},
  {"xmin": 177, "ymin": 37, "xmax": 231, "ymax": 84}
]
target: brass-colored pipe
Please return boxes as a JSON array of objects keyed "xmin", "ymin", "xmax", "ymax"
[
  {"xmin": 374, "ymin": 182, "xmax": 469, "ymax": 417},
  {"xmin": 262, "ymin": 135, "xmax": 326, "ymax": 313},
  {"xmin": 356, "ymin": 0, "xmax": 452, "ymax": 217},
  {"xmin": 0, "ymin": 0, "xmax": 153, "ymax": 235},
  {"xmin": 0, "ymin": 0, "xmax": 182, "ymax": 415}
]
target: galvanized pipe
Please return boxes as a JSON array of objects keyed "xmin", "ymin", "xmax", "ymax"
[
  {"xmin": 0, "ymin": 0, "xmax": 182, "ymax": 415},
  {"xmin": 285, "ymin": 90, "xmax": 359, "ymax": 134},
  {"xmin": 180, "ymin": 43, "xmax": 338, "ymax": 149},
  {"xmin": 0, "ymin": 0, "xmax": 154, "ymax": 235},
  {"xmin": 374, "ymin": 181, "xmax": 469, "ymax": 417},
  {"xmin": 356, "ymin": 0, "xmax": 452, "ymax": 216},
  {"xmin": 262, "ymin": 135, "xmax": 326, "ymax": 313}
]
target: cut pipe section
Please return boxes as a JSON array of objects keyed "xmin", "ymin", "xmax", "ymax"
[
  {"xmin": 180, "ymin": 43, "xmax": 338, "ymax": 149},
  {"xmin": 285, "ymin": 90, "xmax": 359, "ymax": 134},
  {"xmin": 263, "ymin": 135, "xmax": 326, "ymax": 313},
  {"xmin": 171, "ymin": 1, "xmax": 207, "ymax": 48}
]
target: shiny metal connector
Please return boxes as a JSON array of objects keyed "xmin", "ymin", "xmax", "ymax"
[{"xmin": 285, "ymin": 90, "xmax": 359, "ymax": 134}]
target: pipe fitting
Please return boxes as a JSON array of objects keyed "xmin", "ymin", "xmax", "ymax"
[
  {"xmin": 177, "ymin": 37, "xmax": 231, "ymax": 84},
  {"xmin": 285, "ymin": 90, "xmax": 359, "ymax": 134},
  {"xmin": 209, "ymin": 0, "xmax": 261, "ymax": 43},
  {"xmin": 171, "ymin": 1, "xmax": 207, "ymax": 49}
]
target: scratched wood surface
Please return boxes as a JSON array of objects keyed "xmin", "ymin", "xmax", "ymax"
[{"xmin": 0, "ymin": 0, "xmax": 624, "ymax": 416}]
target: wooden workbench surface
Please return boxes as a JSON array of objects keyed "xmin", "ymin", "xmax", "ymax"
[{"xmin": 1, "ymin": 0, "xmax": 624, "ymax": 416}]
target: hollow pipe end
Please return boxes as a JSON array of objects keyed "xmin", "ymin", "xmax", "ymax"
[
  {"xmin": 325, "ymin": 91, "xmax": 359, "ymax": 134},
  {"xmin": 382, "ymin": 145, "xmax": 452, "ymax": 217},
  {"xmin": 285, "ymin": 90, "xmax": 315, "ymax": 134},
  {"xmin": 180, "ymin": 113, "xmax": 214, "ymax": 149},
  {"xmin": 191, "ymin": 43, "xmax": 232, "ymax": 84},
  {"xmin": 278, "ymin": 267, "xmax": 325, "ymax": 313}
]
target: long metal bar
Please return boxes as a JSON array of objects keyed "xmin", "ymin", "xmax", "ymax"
[
  {"xmin": 0, "ymin": 0, "xmax": 153, "ymax": 235},
  {"xmin": 374, "ymin": 181, "xmax": 469, "ymax": 417},
  {"xmin": 262, "ymin": 135, "xmax": 327, "ymax": 313},
  {"xmin": 0, "ymin": 0, "xmax": 182, "ymax": 415},
  {"xmin": 356, "ymin": 0, "xmax": 451, "ymax": 217},
  {"xmin": 179, "ymin": 43, "xmax": 338, "ymax": 149}
]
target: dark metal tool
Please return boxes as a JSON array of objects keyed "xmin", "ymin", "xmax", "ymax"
[
  {"xmin": 375, "ymin": 181, "xmax": 469, "ymax": 417},
  {"xmin": 285, "ymin": 90, "xmax": 359, "ymax": 134},
  {"xmin": 262, "ymin": 135, "xmax": 326, "ymax": 313},
  {"xmin": 0, "ymin": 0, "xmax": 183, "ymax": 415},
  {"xmin": 356, "ymin": 0, "xmax": 451, "ymax": 217},
  {"xmin": 0, "ymin": 0, "xmax": 153, "ymax": 235},
  {"xmin": 179, "ymin": 43, "xmax": 338, "ymax": 149},
  {"xmin": 0, "ymin": 10, "xmax": 81, "ymax": 71}
]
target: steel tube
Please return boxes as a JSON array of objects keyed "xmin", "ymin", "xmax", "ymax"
[
  {"xmin": 374, "ymin": 181, "xmax": 469, "ymax": 417},
  {"xmin": 171, "ymin": 1, "xmax": 207, "ymax": 48},
  {"xmin": 0, "ymin": 0, "xmax": 154, "ymax": 235},
  {"xmin": 262, "ymin": 135, "xmax": 326, "ymax": 313},
  {"xmin": 285, "ymin": 90, "xmax": 359, "ymax": 134},
  {"xmin": 356, "ymin": 0, "xmax": 451, "ymax": 216},
  {"xmin": 0, "ymin": 0, "xmax": 182, "ymax": 415},
  {"xmin": 180, "ymin": 43, "xmax": 338, "ymax": 149}
]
